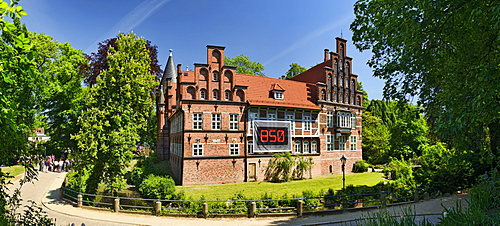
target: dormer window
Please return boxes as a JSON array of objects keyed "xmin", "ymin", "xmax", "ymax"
[{"xmin": 274, "ymin": 90, "xmax": 284, "ymax": 100}]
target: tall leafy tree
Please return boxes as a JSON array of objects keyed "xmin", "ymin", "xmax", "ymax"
[
  {"xmin": 225, "ymin": 54, "xmax": 265, "ymax": 76},
  {"xmin": 82, "ymin": 36, "xmax": 162, "ymax": 86},
  {"xmin": 72, "ymin": 33, "xmax": 158, "ymax": 194},
  {"xmin": 351, "ymin": 0, "xmax": 500, "ymax": 165},
  {"xmin": 285, "ymin": 63, "xmax": 306, "ymax": 79},
  {"xmin": 30, "ymin": 33, "xmax": 87, "ymax": 155}
]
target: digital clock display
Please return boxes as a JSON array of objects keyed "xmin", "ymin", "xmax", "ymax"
[
  {"xmin": 256, "ymin": 127, "xmax": 288, "ymax": 145},
  {"xmin": 253, "ymin": 120, "xmax": 292, "ymax": 152}
]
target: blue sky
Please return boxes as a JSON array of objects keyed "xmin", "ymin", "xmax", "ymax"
[{"xmin": 21, "ymin": 0, "xmax": 385, "ymax": 100}]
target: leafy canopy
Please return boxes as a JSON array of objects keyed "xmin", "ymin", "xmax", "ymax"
[
  {"xmin": 351, "ymin": 0, "xmax": 500, "ymax": 164},
  {"xmin": 225, "ymin": 54, "xmax": 265, "ymax": 76}
]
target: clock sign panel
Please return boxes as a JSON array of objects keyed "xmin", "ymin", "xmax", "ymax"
[{"xmin": 253, "ymin": 120, "xmax": 292, "ymax": 152}]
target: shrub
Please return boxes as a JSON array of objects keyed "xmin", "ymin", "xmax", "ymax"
[
  {"xmin": 353, "ymin": 160, "xmax": 370, "ymax": 172},
  {"xmin": 139, "ymin": 174, "xmax": 175, "ymax": 199}
]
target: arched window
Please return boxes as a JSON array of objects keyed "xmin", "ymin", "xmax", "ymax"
[
  {"xmin": 321, "ymin": 90, "xmax": 326, "ymax": 100},
  {"xmin": 295, "ymin": 140, "xmax": 302, "ymax": 153},
  {"xmin": 303, "ymin": 141, "xmax": 310, "ymax": 153},
  {"xmin": 311, "ymin": 141, "xmax": 317, "ymax": 153},
  {"xmin": 352, "ymin": 79, "xmax": 356, "ymax": 91},
  {"xmin": 346, "ymin": 62, "xmax": 350, "ymax": 75},
  {"xmin": 225, "ymin": 90, "xmax": 231, "ymax": 101},
  {"xmin": 200, "ymin": 89, "xmax": 206, "ymax": 99},
  {"xmin": 327, "ymin": 92, "xmax": 331, "ymax": 101},
  {"xmin": 357, "ymin": 96, "xmax": 361, "ymax": 106},
  {"xmin": 213, "ymin": 89, "xmax": 219, "ymax": 100},
  {"xmin": 213, "ymin": 71, "xmax": 219, "ymax": 81},
  {"xmin": 328, "ymin": 73, "xmax": 332, "ymax": 89}
]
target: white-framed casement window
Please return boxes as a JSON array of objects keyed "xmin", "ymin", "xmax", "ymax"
[
  {"xmin": 230, "ymin": 143, "xmax": 239, "ymax": 155},
  {"xmin": 327, "ymin": 111, "xmax": 334, "ymax": 128},
  {"xmin": 350, "ymin": 135, "xmax": 357, "ymax": 151},
  {"xmin": 248, "ymin": 140, "xmax": 253, "ymax": 154},
  {"xmin": 229, "ymin": 114, "xmax": 238, "ymax": 130},
  {"xmin": 339, "ymin": 135, "xmax": 346, "ymax": 151},
  {"xmin": 304, "ymin": 114, "xmax": 311, "ymax": 131},
  {"xmin": 274, "ymin": 90, "xmax": 284, "ymax": 100},
  {"xmin": 327, "ymin": 135, "xmax": 334, "ymax": 152},
  {"xmin": 351, "ymin": 113, "xmax": 357, "ymax": 129},
  {"xmin": 225, "ymin": 91, "xmax": 231, "ymax": 101},
  {"xmin": 193, "ymin": 143, "xmax": 203, "ymax": 156},
  {"xmin": 337, "ymin": 111, "xmax": 352, "ymax": 128},
  {"xmin": 311, "ymin": 141, "xmax": 318, "ymax": 153},
  {"xmin": 193, "ymin": 113, "xmax": 203, "ymax": 130},
  {"xmin": 303, "ymin": 141, "xmax": 310, "ymax": 153},
  {"xmin": 212, "ymin": 113, "xmax": 221, "ymax": 130},
  {"xmin": 295, "ymin": 140, "xmax": 302, "ymax": 153}
]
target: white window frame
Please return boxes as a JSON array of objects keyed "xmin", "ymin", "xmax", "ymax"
[
  {"xmin": 267, "ymin": 111, "xmax": 277, "ymax": 121},
  {"xmin": 327, "ymin": 135, "xmax": 334, "ymax": 152},
  {"xmin": 339, "ymin": 135, "xmax": 346, "ymax": 151},
  {"xmin": 213, "ymin": 90, "xmax": 219, "ymax": 100},
  {"xmin": 200, "ymin": 90, "xmax": 206, "ymax": 100},
  {"xmin": 295, "ymin": 140, "xmax": 302, "ymax": 153},
  {"xmin": 286, "ymin": 112, "xmax": 294, "ymax": 131},
  {"xmin": 350, "ymin": 135, "xmax": 357, "ymax": 151},
  {"xmin": 230, "ymin": 114, "xmax": 238, "ymax": 130},
  {"xmin": 193, "ymin": 113, "xmax": 203, "ymax": 130},
  {"xmin": 212, "ymin": 113, "xmax": 221, "ymax": 130},
  {"xmin": 327, "ymin": 111, "xmax": 334, "ymax": 128},
  {"xmin": 249, "ymin": 110, "xmax": 258, "ymax": 130},
  {"xmin": 230, "ymin": 143, "xmax": 239, "ymax": 155},
  {"xmin": 312, "ymin": 141, "xmax": 318, "ymax": 153},
  {"xmin": 303, "ymin": 141, "xmax": 310, "ymax": 153},
  {"xmin": 304, "ymin": 115, "xmax": 311, "ymax": 131},
  {"xmin": 274, "ymin": 91, "xmax": 284, "ymax": 100},
  {"xmin": 225, "ymin": 91, "xmax": 230, "ymax": 100},
  {"xmin": 193, "ymin": 143, "xmax": 203, "ymax": 156}
]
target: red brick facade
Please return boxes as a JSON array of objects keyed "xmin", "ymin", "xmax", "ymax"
[{"xmin": 157, "ymin": 38, "xmax": 363, "ymax": 185}]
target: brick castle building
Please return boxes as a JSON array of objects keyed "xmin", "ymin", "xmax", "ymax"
[{"xmin": 157, "ymin": 37, "xmax": 363, "ymax": 185}]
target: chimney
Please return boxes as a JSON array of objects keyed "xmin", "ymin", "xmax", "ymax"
[{"xmin": 324, "ymin": 49, "xmax": 330, "ymax": 62}]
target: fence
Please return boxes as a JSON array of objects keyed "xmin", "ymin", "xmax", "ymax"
[{"xmin": 61, "ymin": 186, "xmax": 435, "ymax": 218}]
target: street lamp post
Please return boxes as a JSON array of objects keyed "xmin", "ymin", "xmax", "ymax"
[{"xmin": 340, "ymin": 155, "xmax": 346, "ymax": 189}]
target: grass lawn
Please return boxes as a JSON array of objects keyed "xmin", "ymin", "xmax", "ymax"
[
  {"xmin": 0, "ymin": 165, "xmax": 26, "ymax": 178},
  {"xmin": 177, "ymin": 172, "xmax": 384, "ymax": 200}
]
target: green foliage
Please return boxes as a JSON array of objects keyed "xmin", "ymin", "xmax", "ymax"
[
  {"xmin": 359, "ymin": 206, "xmax": 433, "ymax": 226},
  {"xmin": 72, "ymin": 32, "xmax": 158, "ymax": 195},
  {"xmin": 138, "ymin": 174, "xmax": 175, "ymax": 199},
  {"xmin": 440, "ymin": 169, "xmax": 500, "ymax": 225},
  {"xmin": 383, "ymin": 159, "xmax": 416, "ymax": 188},
  {"xmin": 353, "ymin": 160, "xmax": 370, "ymax": 173},
  {"xmin": 414, "ymin": 143, "xmax": 481, "ymax": 193},
  {"xmin": 351, "ymin": 0, "xmax": 500, "ymax": 166},
  {"xmin": 284, "ymin": 63, "xmax": 306, "ymax": 79},
  {"xmin": 265, "ymin": 152, "xmax": 314, "ymax": 182},
  {"xmin": 224, "ymin": 54, "xmax": 265, "ymax": 76},
  {"xmin": 362, "ymin": 111, "xmax": 391, "ymax": 163},
  {"xmin": 30, "ymin": 33, "xmax": 87, "ymax": 154}
]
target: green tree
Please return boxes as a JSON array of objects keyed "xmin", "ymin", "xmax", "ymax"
[
  {"xmin": 30, "ymin": 33, "xmax": 88, "ymax": 155},
  {"xmin": 285, "ymin": 63, "xmax": 306, "ymax": 79},
  {"xmin": 351, "ymin": 0, "xmax": 500, "ymax": 166},
  {"xmin": 72, "ymin": 33, "xmax": 158, "ymax": 195},
  {"xmin": 0, "ymin": 1, "xmax": 54, "ymax": 224},
  {"xmin": 225, "ymin": 54, "xmax": 265, "ymax": 76},
  {"xmin": 362, "ymin": 111, "xmax": 391, "ymax": 164}
]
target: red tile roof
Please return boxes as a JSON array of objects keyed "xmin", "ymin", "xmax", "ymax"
[{"xmin": 235, "ymin": 74, "xmax": 320, "ymax": 110}]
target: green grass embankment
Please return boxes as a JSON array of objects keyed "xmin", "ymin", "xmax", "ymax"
[{"xmin": 177, "ymin": 172, "xmax": 384, "ymax": 200}]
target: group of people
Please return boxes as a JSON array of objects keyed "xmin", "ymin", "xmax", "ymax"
[{"xmin": 38, "ymin": 155, "xmax": 71, "ymax": 173}]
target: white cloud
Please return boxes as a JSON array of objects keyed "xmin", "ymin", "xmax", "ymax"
[
  {"xmin": 85, "ymin": 0, "xmax": 171, "ymax": 53},
  {"xmin": 263, "ymin": 13, "xmax": 355, "ymax": 66}
]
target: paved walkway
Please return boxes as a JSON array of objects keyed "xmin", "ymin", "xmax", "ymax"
[{"xmin": 10, "ymin": 171, "xmax": 469, "ymax": 225}]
